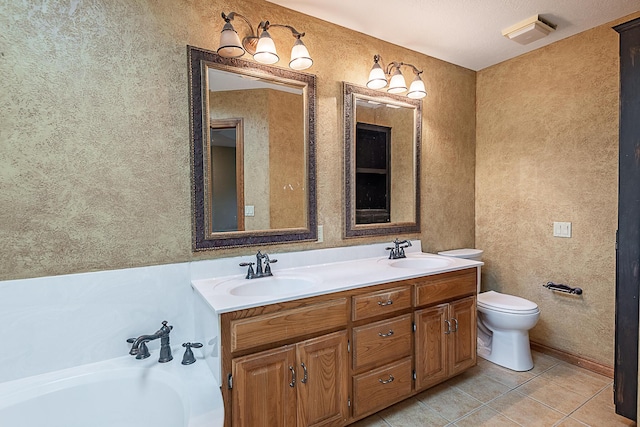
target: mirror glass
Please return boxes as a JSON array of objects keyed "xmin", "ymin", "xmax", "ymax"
[
  {"xmin": 189, "ymin": 46, "xmax": 317, "ymax": 250},
  {"xmin": 343, "ymin": 82, "xmax": 421, "ymax": 237}
]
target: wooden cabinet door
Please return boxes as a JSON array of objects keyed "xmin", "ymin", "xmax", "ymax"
[
  {"xmin": 449, "ymin": 296, "xmax": 477, "ymax": 376},
  {"xmin": 296, "ymin": 331, "xmax": 349, "ymax": 427},
  {"xmin": 232, "ymin": 345, "xmax": 297, "ymax": 427},
  {"xmin": 414, "ymin": 304, "xmax": 449, "ymax": 390}
]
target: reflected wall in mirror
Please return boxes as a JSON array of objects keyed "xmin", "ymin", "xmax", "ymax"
[
  {"xmin": 209, "ymin": 118, "xmax": 244, "ymax": 232},
  {"xmin": 344, "ymin": 82, "xmax": 421, "ymax": 238},
  {"xmin": 189, "ymin": 46, "xmax": 316, "ymax": 250}
]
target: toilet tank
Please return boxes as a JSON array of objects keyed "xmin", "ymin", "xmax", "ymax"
[{"xmin": 437, "ymin": 248, "xmax": 483, "ymax": 293}]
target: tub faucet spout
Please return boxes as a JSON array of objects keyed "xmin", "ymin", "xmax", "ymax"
[{"xmin": 127, "ymin": 321, "xmax": 173, "ymax": 363}]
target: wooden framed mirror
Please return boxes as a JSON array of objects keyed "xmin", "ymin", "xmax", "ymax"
[
  {"xmin": 188, "ymin": 46, "xmax": 317, "ymax": 250},
  {"xmin": 343, "ymin": 82, "xmax": 421, "ymax": 238}
]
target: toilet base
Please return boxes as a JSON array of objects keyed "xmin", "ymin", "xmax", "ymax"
[{"xmin": 476, "ymin": 329, "xmax": 534, "ymax": 372}]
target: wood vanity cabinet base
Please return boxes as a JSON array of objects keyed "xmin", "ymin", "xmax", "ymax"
[{"xmin": 221, "ymin": 267, "xmax": 478, "ymax": 427}]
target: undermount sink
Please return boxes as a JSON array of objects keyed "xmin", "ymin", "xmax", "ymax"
[
  {"xmin": 388, "ymin": 257, "xmax": 451, "ymax": 270},
  {"xmin": 227, "ymin": 275, "xmax": 318, "ymax": 297}
]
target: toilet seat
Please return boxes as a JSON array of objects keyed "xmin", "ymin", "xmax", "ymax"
[{"xmin": 477, "ymin": 291, "xmax": 539, "ymax": 315}]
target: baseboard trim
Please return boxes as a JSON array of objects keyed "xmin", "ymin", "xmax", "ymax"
[{"xmin": 530, "ymin": 341, "xmax": 614, "ymax": 379}]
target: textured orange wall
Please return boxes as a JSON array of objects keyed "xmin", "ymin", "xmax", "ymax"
[
  {"xmin": 476, "ymin": 13, "xmax": 640, "ymax": 366},
  {"xmin": 1, "ymin": 0, "xmax": 476, "ymax": 280}
]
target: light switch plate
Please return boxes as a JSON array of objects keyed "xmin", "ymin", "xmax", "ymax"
[
  {"xmin": 553, "ymin": 221, "xmax": 572, "ymax": 238},
  {"xmin": 317, "ymin": 225, "xmax": 324, "ymax": 243},
  {"xmin": 245, "ymin": 205, "xmax": 255, "ymax": 217}
]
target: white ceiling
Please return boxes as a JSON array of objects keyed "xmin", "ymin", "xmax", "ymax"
[{"xmin": 267, "ymin": 0, "xmax": 640, "ymax": 71}]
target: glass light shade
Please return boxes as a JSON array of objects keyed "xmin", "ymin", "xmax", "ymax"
[
  {"xmin": 387, "ymin": 68, "xmax": 407, "ymax": 94},
  {"xmin": 253, "ymin": 30, "xmax": 279, "ymax": 64},
  {"xmin": 289, "ymin": 38, "xmax": 313, "ymax": 70},
  {"xmin": 217, "ymin": 22, "xmax": 245, "ymax": 58},
  {"xmin": 407, "ymin": 75, "xmax": 427, "ymax": 99},
  {"xmin": 366, "ymin": 62, "xmax": 387, "ymax": 89}
]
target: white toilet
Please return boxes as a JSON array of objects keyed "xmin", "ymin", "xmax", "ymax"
[{"xmin": 438, "ymin": 248, "xmax": 540, "ymax": 372}]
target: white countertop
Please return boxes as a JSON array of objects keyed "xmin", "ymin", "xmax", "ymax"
[{"xmin": 191, "ymin": 250, "xmax": 483, "ymax": 313}]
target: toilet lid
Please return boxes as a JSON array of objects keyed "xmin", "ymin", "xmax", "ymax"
[
  {"xmin": 477, "ymin": 291, "xmax": 539, "ymax": 314},
  {"xmin": 437, "ymin": 248, "xmax": 483, "ymax": 259}
]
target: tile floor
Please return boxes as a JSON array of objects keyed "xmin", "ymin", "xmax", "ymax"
[{"xmin": 352, "ymin": 351, "xmax": 636, "ymax": 427}]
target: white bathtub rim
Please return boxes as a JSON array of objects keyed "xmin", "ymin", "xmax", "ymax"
[{"xmin": 0, "ymin": 347, "xmax": 223, "ymax": 427}]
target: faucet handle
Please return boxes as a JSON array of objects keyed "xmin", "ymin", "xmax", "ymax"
[
  {"xmin": 263, "ymin": 255, "xmax": 277, "ymax": 275},
  {"xmin": 126, "ymin": 337, "xmax": 139, "ymax": 355},
  {"xmin": 239, "ymin": 262, "xmax": 256, "ymax": 279},
  {"xmin": 385, "ymin": 246, "xmax": 397, "ymax": 259},
  {"xmin": 181, "ymin": 342, "xmax": 203, "ymax": 365},
  {"xmin": 136, "ymin": 341, "xmax": 151, "ymax": 359}
]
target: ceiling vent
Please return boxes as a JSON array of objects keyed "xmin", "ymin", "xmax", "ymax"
[{"xmin": 502, "ymin": 15, "xmax": 556, "ymax": 45}]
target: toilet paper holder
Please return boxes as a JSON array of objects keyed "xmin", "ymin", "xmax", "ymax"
[{"xmin": 544, "ymin": 281, "xmax": 583, "ymax": 295}]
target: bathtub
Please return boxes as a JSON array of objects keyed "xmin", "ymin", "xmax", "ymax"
[{"xmin": 0, "ymin": 348, "xmax": 224, "ymax": 427}]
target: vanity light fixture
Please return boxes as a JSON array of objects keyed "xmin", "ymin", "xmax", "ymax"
[
  {"xmin": 366, "ymin": 54, "xmax": 427, "ymax": 99},
  {"xmin": 217, "ymin": 12, "xmax": 313, "ymax": 70}
]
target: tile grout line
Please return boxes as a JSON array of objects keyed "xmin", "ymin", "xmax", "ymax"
[
  {"xmin": 563, "ymin": 380, "xmax": 615, "ymax": 419},
  {"xmin": 477, "ymin": 359, "xmax": 612, "ymax": 427},
  {"xmin": 452, "ymin": 358, "xmax": 596, "ymax": 426}
]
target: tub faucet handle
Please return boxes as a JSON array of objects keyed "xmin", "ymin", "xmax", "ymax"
[
  {"xmin": 127, "ymin": 338, "xmax": 151, "ymax": 360},
  {"xmin": 136, "ymin": 341, "xmax": 151, "ymax": 359},
  {"xmin": 181, "ymin": 342, "xmax": 203, "ymax": 365}
]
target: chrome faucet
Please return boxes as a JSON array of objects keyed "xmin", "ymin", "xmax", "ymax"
[
  {"xmin": 239, "ymin": 250, "xmax": 278, "ymax": 279},
  {"xmin": 127, "ymin": 320, "xmax": 173, "ymax": 363},
  {"xmin": 386, "ymin": 239, "xmax": 412, "ymax": 259}
]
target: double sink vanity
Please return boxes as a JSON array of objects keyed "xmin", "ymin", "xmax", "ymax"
[
  {"xmin": 187, "ymin": 38, "xmax": 477, "ymax": 426},
  {"xmin": 192, "ymin": 244, "xmax": 482, "ymax": 427}
]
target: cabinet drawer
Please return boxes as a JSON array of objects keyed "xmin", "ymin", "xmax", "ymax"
[
  {"xmin": 352, "ymin": 357, "xmax": 413, "ymax": 418},
  {"xmin": 230, "ymin": 298, "xmax": 348, "ymax": 352},
  {"xmin": 415, "ymin": 268, "xmax": 476, "ymax": 307},
  {"xmin": 352, "ymin": 286, "xmax": 412, "ymax": 321},
  {"xmin": 352, "ymin": 314, "xmax": 412, "ymax": 371}
]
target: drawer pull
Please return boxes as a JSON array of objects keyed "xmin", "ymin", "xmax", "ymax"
[
  {"xmin": 377, "ymin": 299, "xmax": 393, "ymax": 307},
  {"xmin": 378, "ymin": 375, "xmax": 395, "ymax": 384},
  {"xmin": 444, "ymin": 319, "xmax": 451, "ymax": 335},
  {"xmin": 452, "ymin": 318, "xmax": 459, "ymax": 333},
  {"xmin": 289, "ymin": 366, "xmax": 296, "ymax": 388},
  {"xmin": 301, "ymin": 362, "xmax": 308, "ymax": 384},
  {"xmin": 378, "ymin": 330, "xmax": 394, "ymax": 338}
]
